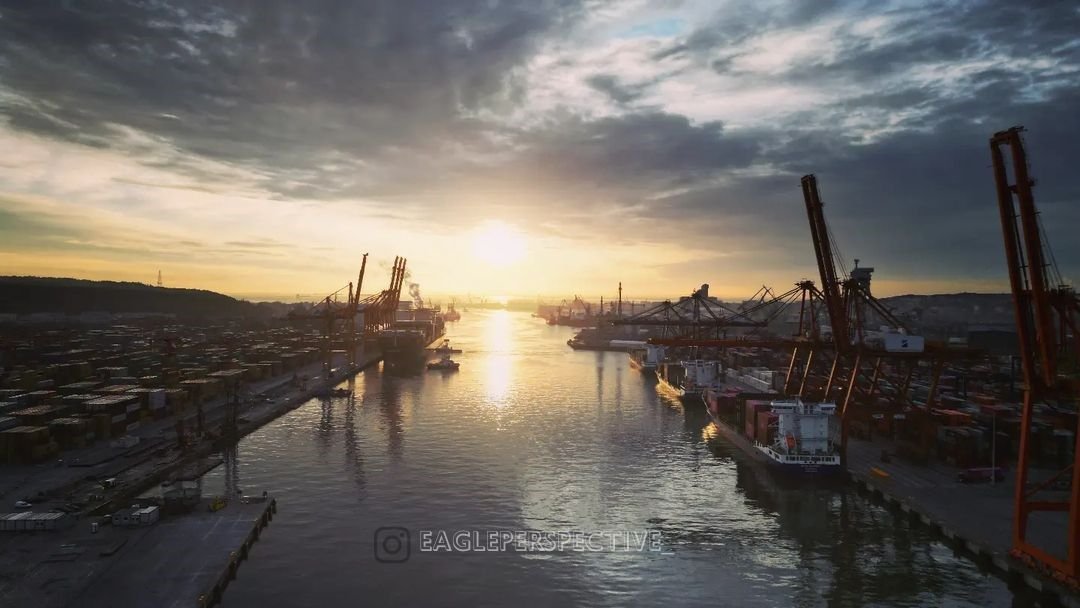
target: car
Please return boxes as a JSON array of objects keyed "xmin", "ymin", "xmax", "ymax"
[
  {"xmin": 14, "ymin": 500, "xmax": 32, "ymax": 509},
  {"xmin": 101, "ymin": 478, "xmax": 118, "ymax": 489},
  {"xmin": 957, "ymin": 467, "xmax": 1007, "ymax": 483}
]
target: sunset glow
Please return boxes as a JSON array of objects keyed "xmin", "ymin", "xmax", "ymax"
[
  {"xmin": 0, "ymin": 2, "xmax": 1076, "ymax": 300},
  {"xmin": 470, "ymin": 222, "xmax": 527, "ymax": 269}
]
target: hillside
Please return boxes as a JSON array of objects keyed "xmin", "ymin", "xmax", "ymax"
[{"xmin": 0, "ymin": 276, "xmax": 263, "ymax": 318}]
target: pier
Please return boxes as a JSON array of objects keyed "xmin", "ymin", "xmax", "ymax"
[
  {"xmin": 79, "ymin": 498, "xmax": 278, "ymax": 608},
  {"xmin": 0, "ymin": 497, "xmax": 277, "ymax": 608},
  {"xmin": 847, "ymin": 438, "xmax": 1079, "ymax": 607}
]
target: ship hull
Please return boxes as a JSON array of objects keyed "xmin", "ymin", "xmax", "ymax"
[{"xmin": 547, "ymin": 317, "xmax": 596, "ymax": 328}]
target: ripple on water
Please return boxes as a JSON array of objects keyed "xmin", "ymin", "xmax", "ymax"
[{"xmin": 214, "ymin": 312, "xmax": 1017, "ymax": 608}]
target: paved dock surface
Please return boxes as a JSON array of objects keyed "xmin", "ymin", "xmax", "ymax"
[
  {"xmin": 847, "ymin": 437, "xmax": 1076, "ymax": 605},
  {"xmin": 79, "ymin": 499, "xmax": 274, "ymax": 608}
]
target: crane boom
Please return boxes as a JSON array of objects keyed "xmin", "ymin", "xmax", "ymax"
[{"xmin": 801, "ymin": 175, "xmax": 848, "ymax": 350}]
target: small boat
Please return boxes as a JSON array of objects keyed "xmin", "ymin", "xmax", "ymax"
[
  {"xmin": 430, "ymin": 339, "xmax": 463, "ymax": 355},
  {"xmin": 427, "ymin": 357, "xmax": 460, "ymax": 371}
]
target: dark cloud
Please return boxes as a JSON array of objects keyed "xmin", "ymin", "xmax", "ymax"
[
  {"xmin": 1, "ymin": 0, "xmax": 1079, "ymax": 287},
  {"xmin": 0, "ymin": 0, "xmax": 585, "ymax": 194},
  {"xmin": 585, "ymin": 74, "xmax": 642, "ymax": 104},
  {"xmin": 517, "ymin": 112, "xmax": 758, "ymax": 189}
]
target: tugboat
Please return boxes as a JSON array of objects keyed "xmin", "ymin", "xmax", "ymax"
[
  {"xmin": 430, "ymin": 339, "xmax": 463, "ymax": 355},
  {"xmin": 427, "ymin": 356, "xmax": 460, "ymax": 371}
]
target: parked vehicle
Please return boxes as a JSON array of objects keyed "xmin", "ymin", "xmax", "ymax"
[{"xmin": 957, "ymin": 467, "xmax": 1007, "ymax": 483}]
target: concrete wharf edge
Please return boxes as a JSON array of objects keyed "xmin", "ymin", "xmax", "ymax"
[
  {"xmin": 83, "ymin": 350, "xmax": 383, "ymax": 607},
  {"xmin": 847, "ymin": 464, "xmax": 1080, "ymax": 607},
  {"xmin": 195, "ymin": 498, "xmax": 279, "ymax": 608},
  {"xmin": 92, "ymin": 348, "xmax": 384, "ymax": 516}
]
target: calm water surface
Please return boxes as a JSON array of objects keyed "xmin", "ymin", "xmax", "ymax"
[{"xmin": 207, "ymin": 311, "xmax": 1018, "ymax": 607}]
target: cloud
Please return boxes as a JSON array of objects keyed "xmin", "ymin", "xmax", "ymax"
[{"xmin": 0, "ymin": 0, "xmax": 1078, "ymax": 296}]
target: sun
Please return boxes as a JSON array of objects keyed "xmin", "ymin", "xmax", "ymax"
[{"xmin": 471, "ymin": 221, "xmax": 526, "ymax": 268}]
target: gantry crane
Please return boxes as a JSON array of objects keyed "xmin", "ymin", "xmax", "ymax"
[
  {"xmin": 991, "ymin": 126, "xmax": 1080, "ymax": 588},
  {"xmin": 797, "ymin": 175, "xmax": 979, "ymax": 462},
  {"xmin": 611, "ymin": 284, "xmax": 765, "ymax": 339},
  {"xmin": 288, "ymin": 255, "xmax": 407, "ymax": 377},
  {"xmin": 614, "ymin": 281, "xmax": 830, "ymax": 374}
]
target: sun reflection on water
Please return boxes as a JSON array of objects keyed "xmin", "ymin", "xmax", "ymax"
[{"xmin": 483, "ymin": 310, "xmax": 513, "ymax": 406}]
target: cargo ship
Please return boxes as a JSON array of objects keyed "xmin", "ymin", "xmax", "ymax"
[
  {"xmin": 378, "ymin": 301, "xmax": 447, "ymax": 368},
  {"xmin": 376, "ymin": 329, "xmax": 430, "ymax": 367},
  {"xmin": 655, "ymin": 359, "xmax": 723, "ymax": 403},
  {"xmin": 546, "ymin": 296, "xmax": 597, "ymax": 327},
  {"xmin": 628, "ymin": 344, "xmax": 665, "ymax": 373},
  {"xmin": 444, "ymin": 302, "xmax": 461, "ymax": 322},
  {"xmin": 704, "ymin": 388, "xmax": 842, "ymax": 477}
]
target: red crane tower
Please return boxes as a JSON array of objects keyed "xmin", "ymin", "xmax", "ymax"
[
  {"xmin": 797, "ymin": 175, "xmax": 978, "ymax": 463},
  {"xmin": 288, "ymin": 255, "xmax": 407, "ymax": 377},
  {"xmin": 991, "ymin": 126, "xmax": 1080, "ymax": 588}
]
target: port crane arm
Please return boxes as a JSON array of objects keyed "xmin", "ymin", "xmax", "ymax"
[
  {"xmin": 610, "ymin": 289, "xmax": 765, "ymax": 329},
  {"xmin": 802, "ymin": 175, "xmax": 849, "ymax": 350},
  {"xmin": 990, "ymin": 126, "xmax": 1080, "ymax": 586}
]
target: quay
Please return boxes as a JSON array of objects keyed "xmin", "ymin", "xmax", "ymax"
[
  {"xmin": 0, "ymin": 495, "xmax": 276, "ymax": 608},
  {"xmin": 79, "ymin": 497, "xmax": 278, "ymax": 608},
  {"xmin": 1, "ymin": 347, "xmax": 383, "ymax": 518},
  {"xmin": 846, "ymin": 438, "xmax": 1079, "ymax": 607},
  {"xmin": 0, "ymin": 349, "xmax": 382, "ymax": 608}
]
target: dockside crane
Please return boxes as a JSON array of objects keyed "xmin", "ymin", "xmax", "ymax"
[
  {"xmin": 611, "ymin": 284, "xmax": 766, "ymax": 341},
  {"xmin": 990, "ymin": 126, "xmax": 1080, "ymax": 588},
  {"xmin": 797, "ymin": 175, "xmax": 978, "ymax": 463},
  {"xmin": 634, "ymin": 281, "xmax": 831, "ymax": 393},
  {"xmin": 288, "ymin": 255, "xmax": 407, "ymax": 377}
]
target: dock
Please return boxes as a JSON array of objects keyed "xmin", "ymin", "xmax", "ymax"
[
  {"xmin": 79, "ymin": 497, "xmax": 277, "ymax": 608},
  {"xmin": 0, "ymin": 496, "xmax": 276, "ymax": 608},
  {"xmin": 846, "ymin": 438, "xmax": 1079, "ymax": 607}
]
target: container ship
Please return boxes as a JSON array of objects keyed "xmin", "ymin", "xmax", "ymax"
[
  {"xmin": 655, "ymin": 359, "xmax": 723, "ymax": 402},
  {"xmin": 377, "ymin": 301, "xmax": 446, "ymax": 367},
  {"xmin": 704, "ymin": 387, "xmax": 842, "ymax": 477},
  {"xmin": 376, "ymin": 329, "xmax": 430, "ymax": 367},
  {"xmin": 546, "ymin": 296, "xmax": 597, "ymax": 327}
]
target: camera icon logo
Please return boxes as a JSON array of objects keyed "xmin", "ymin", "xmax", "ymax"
[{"xmin": 374, "ymin": 526, "xmax": 411, "ymax": 563}]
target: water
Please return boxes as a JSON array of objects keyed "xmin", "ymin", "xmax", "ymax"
[{"xmin": 207, "ymin": 310, "xmax": 1018, "ymax": 607}]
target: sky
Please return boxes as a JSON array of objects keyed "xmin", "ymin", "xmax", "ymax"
[{"xmin": 0, "ymin": 0, "xmax": 1078, "ymax": 302}]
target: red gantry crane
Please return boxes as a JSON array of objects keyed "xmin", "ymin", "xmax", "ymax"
[
  {"xmin": 990, "ymin": 126, "xmax": 1080, "ymax": 588},
  {"xmin": 614, "ymin": 280, "xmax": 831, "ymax": 390},
  {"xmin": 796, "ymin": 175, "xmax": 982, "ymax": 463},
  {"xmin": 288, "ymin": 255, "xmax": 407, "ymax": 377}
]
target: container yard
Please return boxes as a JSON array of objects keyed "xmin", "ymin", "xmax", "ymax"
[{"xmin": 0, "ymin": 253, "xmax": 459, "ymax": 606}]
